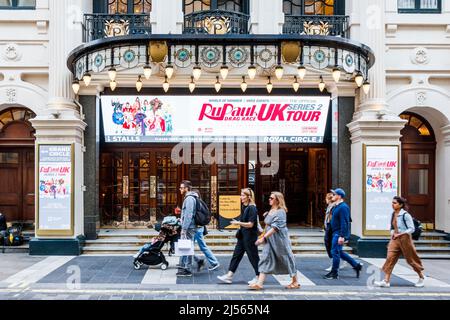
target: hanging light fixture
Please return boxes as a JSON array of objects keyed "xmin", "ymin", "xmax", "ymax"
[
  {"xmin": 318, "ymin": 76, "xmax": 326, "ymax": 92},
  {"xmin": 248, "ymin": 65, "xmax": 257, "ymax": 80},
  {"xmin": 292, "ymin": 76, "xmax": 300, "ymax": 92},
  {"xmin": 297, "ymin": 65, "xmax": 306, "ymax": 80},
  {"xmin": 332, "ymin": 67, "xmax": 341, "ymax": 83},
  {"xmin": 110, "ymin": 80, "xmax": 117, "ymax": 92},
  {"xmin": 72, "ymin": 79, "xmax": 80, "ymax": 95},
  {"xmin": 108, "ymin": 67, "xmax": 117, "ymax": 82},
  {"xmin": 136, "ymin": 75, "xmax": 143, "ymax": 92},
  {"xmin": 193, "ymin": 65, "xmax": 202, "ymax": 81},
  {"xmin": 163, "ymin": 76, "xmax": 170, "ymax": 92},
  {"xmin": 165, "ymin": 64, "xmax": 174, "ymax": 79},
  {"xmin": 355, "ymin": 72, "xmax": 364, "ymax": 87},
  {"xmin": 275, "ymin": 65, "xmax": 284, "ymax": 80},
  {"xmin": 215, "ymin": 76, "xmax": 221, "ymax": 93},
  {"xmin": 220, "ymin": 65, "xmax": 229, "ymax": 80},
  {"xmin": 82, "ymin": 72, "xmax": 92, "ymax": 86},
  {"xmin": 362, "ymin": 80, "xmax": 371, "ymax": 94},
  {"xmin": 266, "ymin": 77, "xmax": 273, "ymax": 94},
  {"xmin": 240, "ymin": 76, "xmax": 247, "ymax": 93},
  {"xmin": 143, "ymin": 64, "xmax": 152, "ymax": 80},
  {"xmin": 189, "ymin": 76, "xmax": 195, "ymax": 93}
]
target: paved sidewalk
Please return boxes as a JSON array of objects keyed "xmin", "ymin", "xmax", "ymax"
[{"xmin": 1, "ymin": 253, "xmax": 450, "ymax": 300}]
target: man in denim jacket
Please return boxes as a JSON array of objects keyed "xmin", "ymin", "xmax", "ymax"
[
  {"xmin": 176, "ymin": 180, "xmax": 201, "ymax": 277},
  {"xmin": 323, "ymin": 188, "xmax": 364, "ymax": 280}
]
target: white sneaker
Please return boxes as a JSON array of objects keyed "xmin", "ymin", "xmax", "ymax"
[
  {"xmin": 217, "ymin": 274, "xmax": 233, "ymax": 284},
  {"xmin": 248, "ymin": 277, "xmax": 258, "ymax": 285},
  {"xmin": 415, "ymin": 277, "xmax": 425, "ymax": 288},
  {"xmin": 133, "ymin": 253, "xmax": 139, "ymax": 259},
  {"xmin": 373, "ymin": 280, "xmax": 391, "ymax": 288}
]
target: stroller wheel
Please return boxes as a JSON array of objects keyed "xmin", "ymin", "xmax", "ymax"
[
  {"xmin": 161, "ymin": 262, "xmax": 169, "ymax": 270},
  {"xmin": 133, "ymin": 261, "xmax": 142, "ymax": 270}
]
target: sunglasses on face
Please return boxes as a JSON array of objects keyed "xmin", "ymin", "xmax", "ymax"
[{"xmin": 269, "ymin": 197, "xmax": 275, "ymax": 200}]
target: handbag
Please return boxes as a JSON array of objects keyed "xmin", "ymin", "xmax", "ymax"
[
  {"xmin": 256, "ymin": 215, "xmax": 264, "ymax": 236},
  {"xmin": 175, "ymin": 238, "xmax": 194, "ymax": 256},
  {"xmin": 178, "ymin": 238, "xmax": 192, "ymax": 249}
]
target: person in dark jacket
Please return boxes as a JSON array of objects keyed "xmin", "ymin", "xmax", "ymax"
[
  {"xmin": 217, "ymin": 188, "xmax": 260, "ymax": 285},
  {"xmin": 323, "ymin": 188, "xmax": 363, "ymax": 280}
]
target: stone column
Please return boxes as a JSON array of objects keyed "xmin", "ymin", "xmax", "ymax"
[
  {"xmin": 150, "ymin": 0, "xmax": 184, "ymax": 34},
  {"xmin": 346, "ymin": 0, "xmax": 406, "ymax": 257},
  {"xmin": 249, "ymin": 0, "xmax": 284, "ymax": 34},
  {"xmin": 439, "ymin": 125, "xmax": 450, "ymax": 233},
  {"xmin": 29, "ymin": 0, "xmax": 87, "ymax": 255}
]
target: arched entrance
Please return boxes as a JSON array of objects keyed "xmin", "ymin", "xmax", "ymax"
[
  {"xmin": 0, "ymin": 106, "xmax": 36, "ymax": 227},
  {"xmin": 400, "ymin": 112, "xmax": 436, "ymax": 227}
]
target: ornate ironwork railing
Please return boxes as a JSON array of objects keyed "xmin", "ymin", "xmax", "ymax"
[
  {"xmin": 283, "ymin": 15, "xmax": 349, "ymax": 38},
  {"xmin": 83, "ymin": 14, "xmax": 152, "ymax": 42},
  {"xmin": 183, "ymin": 10, "xmax": 250, "ymax": 35}
]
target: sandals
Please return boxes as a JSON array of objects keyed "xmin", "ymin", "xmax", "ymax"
[
  {"xmin": 248, "ymin": 283, "xmax": 264, "ymax": 290},
  {"xmin": 285, "ymin": 283, "xmax": 301, "ymax": 289}
]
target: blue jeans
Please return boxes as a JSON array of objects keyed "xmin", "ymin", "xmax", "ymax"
[
  {"xmin": 194, "ymin": 226, "xmax": 219, "ymax": 267},
  {"xmin": 331, "ymin": 233, "xmax": 358, "ymax": 273}
]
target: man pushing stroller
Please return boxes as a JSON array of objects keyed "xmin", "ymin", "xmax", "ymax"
[{"xmin": 132, "ymin": 216, "xmax": 181, "ymax": 270}]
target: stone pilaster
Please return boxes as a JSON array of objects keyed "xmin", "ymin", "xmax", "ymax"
[
  {"xmin": 439, "ymin": 125, "xmax": 450, "ymax": 233},
  {"xmin": 30, "ymin": 1, "xmax": 87, "ymax": 254},
  {"xmin": 346, "ymin": 1, "xmax": 406, "ymax": 248},
  {"xmin": 150, "ymin": 0, "xmax": 184, "ymax": 34},
  {"xmin": 249, "ymin": 0, "xmax": 284, "ymax": 34}
]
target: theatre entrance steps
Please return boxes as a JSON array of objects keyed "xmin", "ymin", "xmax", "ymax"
[{"xmin": 82, "ymin": 228, "xmax": 353, "ymax": 255}]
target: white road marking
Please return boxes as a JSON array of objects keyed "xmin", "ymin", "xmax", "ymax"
[
  {"xmin": 362, "ymin": 258, "xmax": 450, "ymax": 287},
  {"xmin": 1, "ymin": 256, "xmax": 75, "ymax": 288},
  {"xmin": 141, "ymin": 256, "xmax": 179, "ymax": 285},
  {"xmin": 273, "ymin": 270, "xmax": 316, "ymax": 287}
]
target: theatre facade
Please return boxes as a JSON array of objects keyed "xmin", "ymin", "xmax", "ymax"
[{"xmin": 1, "ymin": 0, "xmax": 449, "ymax": 256}]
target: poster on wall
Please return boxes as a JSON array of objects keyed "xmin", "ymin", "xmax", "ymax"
[
  {"xmin": 218, "ymin": 195, "xmax": 241, "ymax": 230},
  {"xmin": 37, "ymin": 144, "xmax": 73, "ymax": 234},
  {"xmin": 363, "ymin": 145, "xmax": 399, "ymax": 235},
  {"xmin": 101, "ymin": 95, "xmax": 331, "ymax": 143}
]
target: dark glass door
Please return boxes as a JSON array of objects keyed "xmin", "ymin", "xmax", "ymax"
[{"xmin": 156, "ymin": 152, "xmax": 178, "ymax": 221}]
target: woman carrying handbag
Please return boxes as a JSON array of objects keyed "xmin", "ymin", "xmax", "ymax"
[
  {"xmin": 249, "ymin": 192, "xmax": 300, "ymax": 290},
  {"xmin": 217, "ymin": 188, "xmax": 261, "ymax": 285}
]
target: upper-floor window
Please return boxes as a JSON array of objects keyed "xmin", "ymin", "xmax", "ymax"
[
  {"xmin": 0, "ymin": 0, "xmax": 35, "ymax": 9},
  {"xmin": 398, "ymin": 0, "xmax": 441, "ymax": 13},
  {"xmin": 104, "ymin": 0, "xmax": 152, "ymax": 14},
  {"xmin": 183, "ymin": 0, "xmax": 249, "ymax": 14},
  {"xmin": 283, "ymin": 0, "xmax": 340, "ymax": 15}
]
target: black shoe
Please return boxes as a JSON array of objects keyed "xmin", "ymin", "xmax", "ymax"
[
  {"xmin": 197, "ymin": 259, "xmax": 205, "ymax": 272},
  {"xmin": 354, "ymin": 263, "xmax": 363, "ymax": 278},
  {"xmin": 323, "ymin": 272, "xmax": 339, "ymax": 280},
  {"xmin": 176, "ymin": 269, "xmax": 193, "ymax": 277}
]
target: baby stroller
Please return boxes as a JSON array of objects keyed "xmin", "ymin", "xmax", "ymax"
[{"xmin": 133, "ymin": 216, "xmax": 181, "ymax": 270}]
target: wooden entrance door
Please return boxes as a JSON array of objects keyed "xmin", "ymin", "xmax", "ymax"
[
  {"xmin": 400, "ymin": 113, "xmax": 436, "ymax": 225},
  {"xmin": 255, "ymin": 148, "xmax": 309, "ymax": 224},
  {"xmin": 0, "ymin": 149, "xmax": 35, "ymax": 223},
  {"xmin": 100, "ymin": 148, "xmax": 181, "ymax": 227},
  {"xmin": 282, "ymin": 150, "xmax": 308, "ymax": 224}
]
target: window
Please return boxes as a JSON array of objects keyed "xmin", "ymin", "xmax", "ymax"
[
  {"xmin": 0, "ymin": 0, "xmax": 35, "ymax": 9},
  {"xmin": 398, "ymin": 0, "xmax": 441, "ymax": 13},
  {"xmin": 184, "ymin": 0, "xmax": 248, "ymax": 14},
  {"xmin": 107, "ymin": 0, "xmax": 152, "ymax": 14},
  {"xmin": 399, "ymin": 113, "xmax": 433, "ymax": 137},
  {"xmin": 283, "ymin": 0, "xmax": 336, "ymax": 15}
]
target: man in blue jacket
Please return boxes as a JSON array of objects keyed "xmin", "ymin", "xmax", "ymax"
[
  {"xmin": 323, "ymin": 188, "xmax": 363, "ymax": 280},
  {"xmin": 176, "ymin": 180, "xmax": 201, "ymax": 277}
]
